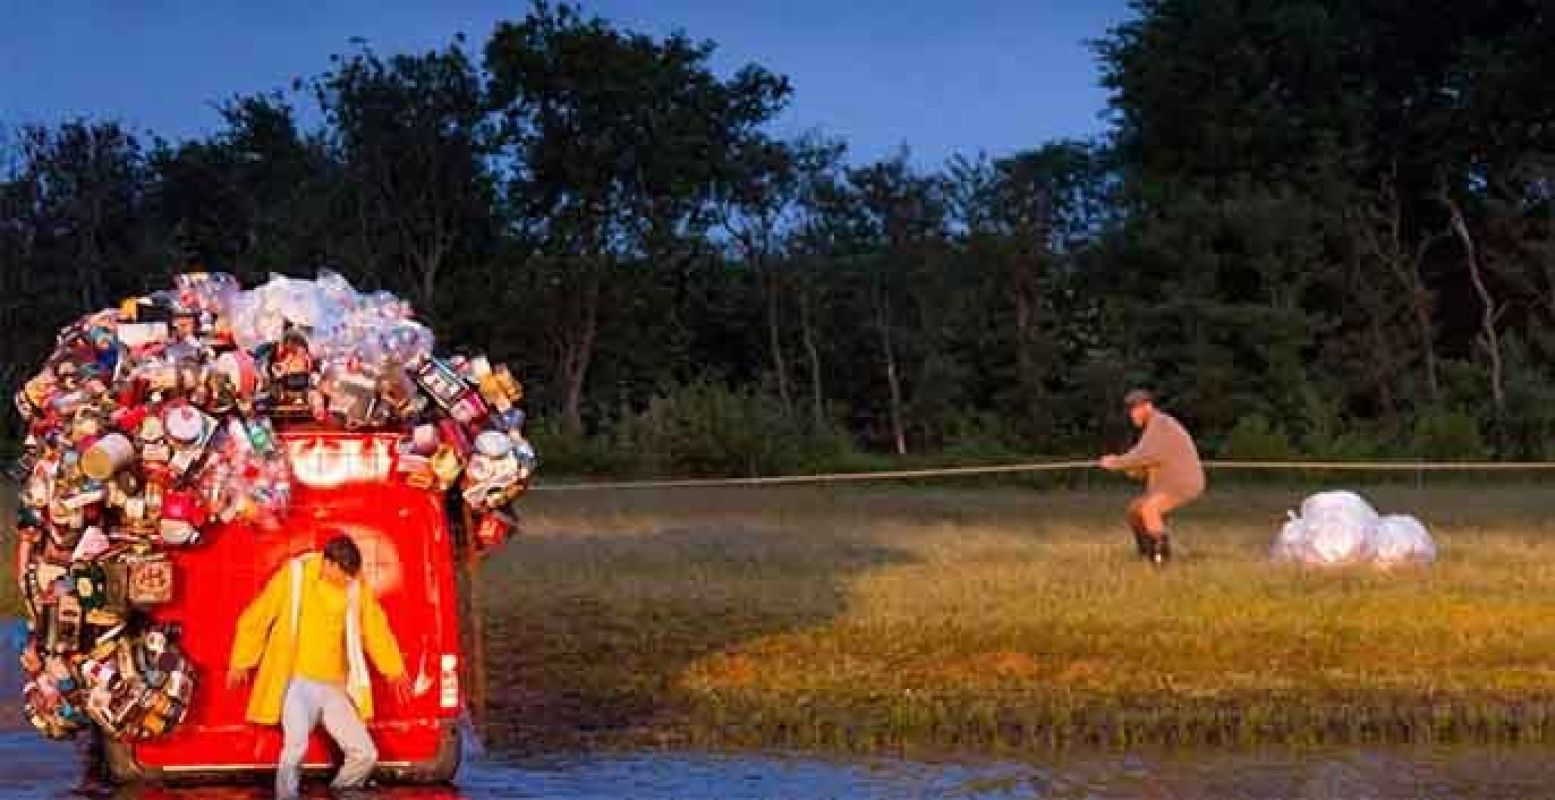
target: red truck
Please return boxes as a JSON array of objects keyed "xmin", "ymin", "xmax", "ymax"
[{"xmin": 97, "ymin": 428, "xmax": 477, "ymax": 784}]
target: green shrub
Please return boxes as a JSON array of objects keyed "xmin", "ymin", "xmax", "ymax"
[
  {"xmin": 526, "ymin": 418, "xmax": 623, "ymax": 476},
  {"xmin": 1219, "ymin": 413, "xmax": 1299, "ymax": 460},
  {"xmin": 611, "ymin": 378, "xmax": 858, "ymax": 478},
  {"xmin": 939, "ymin": 411, "xmax": 1024, "ymax": 464},
  {"xmin": 1409, "ymin": 408, "xmax": 1490, "ymax": 461},
  {"xmin": 1309, "ymin": 430, "xmax": 1392, "ymax": 461}
]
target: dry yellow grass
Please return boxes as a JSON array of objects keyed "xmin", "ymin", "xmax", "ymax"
[{"xmin": 478, "ymin": 480, "xmax": 1555, "ymax": 751}]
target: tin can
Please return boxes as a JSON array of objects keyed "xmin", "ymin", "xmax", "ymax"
[
  {"xmin": 244, "ymin": 417, "xmax": 279, "ymax": 457},
  {"xmin": 60, "ymin": 488, "xmax": 105, "ymax": 512},
  {"xmin": 411, "ymin": 357, "xmax": 469, "ymax": 409},
  {"xmin": 109, "ymin": 404, "xmax": 149, "ymax": 433},
  {"xmin": 437, "ymin": 419, "xmax": 472, "ymax": 459},
  {"xmin": 126, "ymin": 555, "xmax": 174, "ymax": 606},
  {"xmin": 165, "ymin": 669, "xmax": 193, "ymax": 705},
  {"xmin": 143, "ymin": 690, "xmax": 175, "ymax": 718},
  {"xmin": 81, "ymin": 433, "xmax": 135, "ymax": 481},
  {"xmin": 20, "ymin": 639, "xmax": 44, "ymax": 674},
  {"xmin": 477, "ymin": 366, "xmax": 523, "ymax": 412},
  {"xmin": 88, "ymin": 635, "xmax": 119, "ymax": 663},
  {"xmin": 142, "ymin": 629, "xmax": 168, "ymax": 659},
  {"xmin": 115, "ymin": 321, "xmax": 170, "ymax": 349},
  {"xmin": 138, "ymin": 709, "xmax": 169, "ymax": 737},
  {"xmin": 22, "ymin": 374, "xmax": 58, "ymax": 411},
  {"xmin": 47, "ymin": 594, "xmax": 82, "ymax": 654},
  {"xmin": 123, "ymin": 496, "xmax": 146, "ymax": 523},
  {"xmin": 164, "ymin": 406, "xmax": 208, "ymax": 446},
  {"xmin": 475, "ymin": 512, "xmax": 514, "ymax": 548},
  {"xmin": 326, "ymin": 372, "xmax": 380, "ymax": 428},
  {"xmin": 430, "ymin": 448, "xmax": 465, "ymax": 490},
  {"xmin": 449, "ymin": 392, "xmax": 489, "ymax": 426},
  {"xmin": 411, "ymin": 424, "xmax": 440, "ymax": 455},
  {"xmin": 167, "ymin": 444, "xmax": 206, "ymax": 481},
  {"xmin": 396, "ymin": 454, "xmax": 435, "ymax": 490},
  {"xmin": 474, "ymin": 430, "xmax": 514, "ymax": 459},
  {"xmin": 214, "ymin": 350, "xmax": 258, "ymax": 397},
  {"xmin": 80, "ymin": 657, "xmax": 117, "ymax": 688}
]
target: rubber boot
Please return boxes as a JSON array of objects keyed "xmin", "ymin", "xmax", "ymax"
[
  {"xmin": 1150, "ymin": 532, "xmax": 1171, "ymax": 566},
  {"xmin": 1133, "ymin": 531, "xmax": 1152, "ymax": 558}
]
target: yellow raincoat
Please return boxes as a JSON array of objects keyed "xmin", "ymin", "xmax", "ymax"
[{"xmin": 229, "ymin": 554, "xmax": 406, "ymax": 725}]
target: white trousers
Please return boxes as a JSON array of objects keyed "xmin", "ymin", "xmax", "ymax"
[{"xmin": 276, "ymin": 678, "xmax": 378, "ymax": 799}]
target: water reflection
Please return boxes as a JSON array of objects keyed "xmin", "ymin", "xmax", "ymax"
[
  {"xmin": 3, "ymin": 597, "xmax": 1555, "ymax": 800},
  {"xmin": 6, "ymin": 737, "xmax": 1555, "ymax": 800}
]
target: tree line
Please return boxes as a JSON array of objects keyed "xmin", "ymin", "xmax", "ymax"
[{"xmin": 4, "ymin": 0, "xmax": 1555, "ymax": 475}]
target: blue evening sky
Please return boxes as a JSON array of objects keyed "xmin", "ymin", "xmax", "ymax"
[{"xmin": 0, "ymin": 1, "xmax": 1131, "ymax": 166}]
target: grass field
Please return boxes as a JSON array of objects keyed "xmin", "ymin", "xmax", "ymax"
[
  {"xmin": 8, "ymin": 478, "xmax": 1555, "ymax": 752},
  {"xmin": 478, "ymin": 479, "xmax": 1555, "ymax": 752}
]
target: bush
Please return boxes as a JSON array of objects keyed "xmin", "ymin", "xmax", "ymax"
[
  {"xmin": 526, "ymin": 418, "xmax": 623, "ymax": 476},
  {"xmin": 1308, "ymin": 429, "xmax": 1393, "ymax": 461},
  {"xmin": 1409, "ymin": 408, "xmax": 1490, "ymax": 461},
  {"xmin": 610, "ymin": 379, "xmax": 858, "ymax": 478},
  {"xmin": 939, "ymin": 410, "xmax": 1024, "ymax": 464},
  {"xmin": 1219, "ymin": 414, "xmax": 1299, "ymax": 460}
]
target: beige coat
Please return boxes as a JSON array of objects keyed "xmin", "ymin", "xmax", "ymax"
[{"xmin": 1114, "ymin": 411, "xmax": 1205, "ymax": 499}]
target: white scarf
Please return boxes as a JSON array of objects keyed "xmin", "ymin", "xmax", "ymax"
[{"xmin": 290, "ymin": 555, "xmax": 371, "ymax": 711}]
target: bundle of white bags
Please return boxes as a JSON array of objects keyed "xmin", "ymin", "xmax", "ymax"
[{"xmin": 1271, "ymin": 491, "xmax": 1436, "ymax": 567}]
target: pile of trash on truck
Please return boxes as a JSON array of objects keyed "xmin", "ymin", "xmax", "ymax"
[{"xmin": 11, "ymin": 271, "xmax": 537, "ymax": 742}]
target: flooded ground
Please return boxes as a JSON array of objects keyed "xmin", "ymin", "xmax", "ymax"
[
  {"xmin": 3, "ymin": 618, "xmax": 1553, "ymax": 800},
  {"xmin": 2, "ymin": 727, "xmax": 1555, "ymax": 799}
]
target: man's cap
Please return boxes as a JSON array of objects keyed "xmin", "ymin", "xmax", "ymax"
[{"xmin": 1123, "ymin": 389, "xmax": 1154, "ymax": 408}]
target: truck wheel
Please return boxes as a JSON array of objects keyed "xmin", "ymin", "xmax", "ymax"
[
  {"xmin": 380, "ymin": 721, "xmax": 462, "ymax": 784},
  {"xmin": 424, "ymin": 721, "xmax": 463, "ymax": 783}
]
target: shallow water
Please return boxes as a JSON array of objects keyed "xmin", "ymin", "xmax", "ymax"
[
  {"xmin": 7, "ymin": 620, "xmax": 1555, "ymax": 798},
  {"xmin": 2, "ymin": 729, "xmax": 1555, "ymax": 799}
]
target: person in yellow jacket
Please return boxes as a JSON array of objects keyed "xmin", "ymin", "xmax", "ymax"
[{"xmin": 227, "ymin": 535, "xmax": 411, "ymax": 800}]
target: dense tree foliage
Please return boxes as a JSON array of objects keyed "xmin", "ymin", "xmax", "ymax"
[{"xmin": 5, "ymin": 1, "xmax": 1555, "ymax": 472}]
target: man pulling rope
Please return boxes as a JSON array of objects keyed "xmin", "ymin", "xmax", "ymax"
[{"xmin": 1099, "ymin": 390, "xmax": 1205, "ymax": 565}]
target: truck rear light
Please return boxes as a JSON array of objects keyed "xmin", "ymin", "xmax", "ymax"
[{"xmin": 439, "ymin": 654, "xmax": 459, "ymax": 709}]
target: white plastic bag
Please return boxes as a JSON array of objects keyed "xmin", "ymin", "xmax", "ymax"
[
  {"xmin": 1371, "ymin": 514, "xmax": 1437, "ymax": 566},
  {"xmin": 1272, "ymin": 491, "xmax": 1435, "ymax": 568},
  {"xmin": 1270, "ymin": 512, "xmax": 1307, "ymax": 562},
  {"xmin": 1300, "ymin": 508, "xmax": 1375, "ymax": 565},
  {"xmin": 1298, "ymin": 491, "xmax": 1379, "ymax": 524}
]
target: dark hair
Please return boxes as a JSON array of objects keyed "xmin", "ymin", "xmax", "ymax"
[
  {"xmin": 322, "ymin": 535, "xmax": 363, "ymax": 577},
  {"xmin": 1123, "ymin": 388, "xmax": 1155, "ymax": 408}
]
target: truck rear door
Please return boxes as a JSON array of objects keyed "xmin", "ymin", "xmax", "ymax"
[{"xmin": 127, "ymin": 431, "xmax": 461, "ymax": 776}]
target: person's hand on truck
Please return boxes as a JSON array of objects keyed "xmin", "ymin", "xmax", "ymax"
[
  {"xmin": 392, "ymin": 674, "xmax": 414, "ymax": 706},
  {"xmin": 226, "ymin": 668, "xmax": 252, "ymax": 690}
]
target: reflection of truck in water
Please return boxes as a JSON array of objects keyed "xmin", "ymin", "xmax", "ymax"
[{"xmin": 100, "ymin": 429, "xmax": 477, "ymax": 784}]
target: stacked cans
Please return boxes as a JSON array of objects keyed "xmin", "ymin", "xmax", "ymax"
[{"xmin": 12, "ymin": 271, "xmax": 537, "ymax": 743}]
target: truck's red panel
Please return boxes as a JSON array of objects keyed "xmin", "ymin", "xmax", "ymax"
[{"xmin": 124, "ymin": 431, "xmax": 463, "ymax": 776}]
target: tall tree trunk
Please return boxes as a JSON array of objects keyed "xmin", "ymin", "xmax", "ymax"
[
  {"xmin": 1011, "ymin": 248, "xmax": 1050, "ymax": 443},
  {"xmin": 559, "ymin": 263, "xmax": 601, "ymax": 436},
  {"xmin": 759, "ymin": 258, "xmax": 793, "ymax": 415},
  {"xmin": 798, "ymin": 285, "xmax": 825, "ymax": 428},
  {"xmin": 1410, "ymin": 300, "xmax": 1441, "ymax": 405},
  {"xmin": 875, "ymin": 300, "xmax": 907, "ymax": 456},
  {"xmin": 1367, "ymin": 174, "xmax": 1443, "ymax": 404},
  {"xmin": 1365, "ymin": 313, "xmax": 1398, "ymax": 414},
  {"xmin": 418, "ymin": 251, "xmax": 441, "ymax": 317},
  {"xmin": 1443, "ymin": 192, "xmax": 1504, "ymax": 409}
]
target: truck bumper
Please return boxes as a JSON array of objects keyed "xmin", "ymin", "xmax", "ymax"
[{"xmin": 103, "ymin": 718, "xmax": 463, "ymax": 786}]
